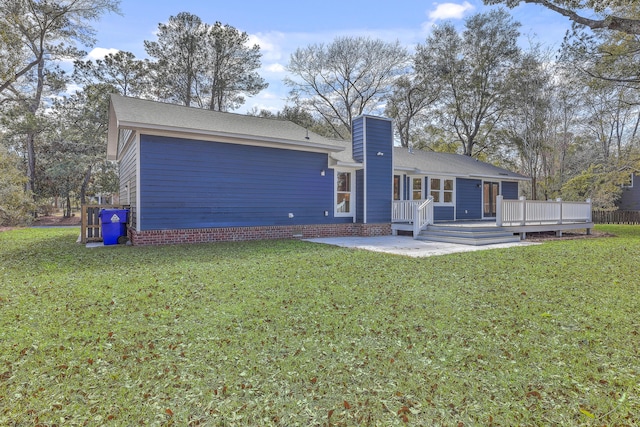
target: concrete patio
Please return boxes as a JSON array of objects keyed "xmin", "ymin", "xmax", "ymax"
[{"xmin": 305, "ymin": 235, "xmax": 537, "ymax": 257}]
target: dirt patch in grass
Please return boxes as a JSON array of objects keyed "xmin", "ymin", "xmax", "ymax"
[
  {"xmin": 1, "ymin": 214, "xmax": 81, "ymax": 232},
  {"xmin": 32, "ymin": 214, "xmax": 81, "ymax": 226}
]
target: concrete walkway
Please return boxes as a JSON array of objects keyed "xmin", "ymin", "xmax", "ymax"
[{"xmin": 305, "ymin": 235, "xmax": 537, "ymax": 257}]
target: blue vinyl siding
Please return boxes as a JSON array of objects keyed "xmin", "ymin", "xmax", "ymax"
[
  {"xmin": 118, "ymin": 135, "xmax": 137, "ymax": 227},
  {"xmin": 620, "ymin": 174, "xmax": 640, "ymax": 210},
  {"xmin": 139, "ymin": 135, "xmax": 346, "ymax": 230},
  {"xmin": 456, "ymin": 178, "xmax": 482, "ymax": 220},
  {"xmin": 434, "ymin": 206, "xmax": 455, "ymax": 221},
  {"xmin": 352, "ymin": 119, "xmax": 364, "ymax": 163},
  {"xmin": 502, "ymin": 181, "xmax": 519, "ymax": 200},
  {"xmin": 362, "ymin": 117, "xmax": 393, "ymax": 223},
  {"xmin": 356, "ymin": 169, "xmax": 364, "ymax": 223}
]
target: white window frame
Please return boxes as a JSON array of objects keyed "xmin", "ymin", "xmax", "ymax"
[
  {"xmin": 393, "ymin": 174, "xmax": 403, "ymax": 201},
  {"xmin": 335, "ymin": 169, "xmax": 355, "ymax": 217},
  {"xmin": 429, "ymin": 176, "xmax": 455, "ymax": 205},
  {"xmin": 410, "ymin": 176, "xmax": 426, "ymax": 200}
]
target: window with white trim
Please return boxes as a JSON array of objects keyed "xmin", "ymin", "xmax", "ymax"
[
  {"xmin": 335, "ymin": 171, "xmax": 354, "ymax": 216},
  {"xmin": 411, "ymin": 177, "xmax": 424, "ymax": 200},
  {"xmin": 430, "ymin": 177, "xmax": 454, "ymax": 204}
]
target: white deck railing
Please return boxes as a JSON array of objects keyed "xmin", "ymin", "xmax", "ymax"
[
  {"xmin": 392, "ymin": 200, "xmax": 417, "ymax": 223},
  {"xmin": 392, "ymin": 198, "xmax": 434, "ymax": 238},
  {"xmin": 413, "ymin": 198, "xmax": 434, "ymax": 238},
  {"xmin": 497, "ymin": 196, "xmax": 592, "ymax": 226}
]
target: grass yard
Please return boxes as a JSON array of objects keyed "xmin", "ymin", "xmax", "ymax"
[{"xmin": 1, "ymin": 225, "xmax": 639, "ymax": 426}]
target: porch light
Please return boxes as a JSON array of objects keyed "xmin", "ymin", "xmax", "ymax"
[
  {"xmin": 321, "ymin": 170, "xmax": 325, "ymax": 176},
  {"xmin": 377, "ymin": 152, "xmax": 384, "ymax": 156}
]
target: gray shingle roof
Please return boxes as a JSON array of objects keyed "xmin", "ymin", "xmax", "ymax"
[
  {"xmin": 107, "ymin": 95, "xmax": 344, "ymax": 159},
  {"xmin": 393, "ymin": 147, "xmax": 529, "ymax": 181},
  {"xmin": 107, "ymin": 95, "xmax": 527, "ymax": 181}
]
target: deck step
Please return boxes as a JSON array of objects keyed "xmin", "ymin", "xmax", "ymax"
[{"xmin": 418, "ymin": 225, "xmax": 520, "ymax": 246}]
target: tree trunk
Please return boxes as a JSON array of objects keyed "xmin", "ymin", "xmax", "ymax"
[
  {"xmin": 65, "ymin": 195, "xmax": 72, "ymax": 218},
  {"xmin": 80, "ymin": 166, "xmax": 92, "ymax": 205},
  {"xmin": 25, "ymin": 132, "xmax": 37, "ymax": 196}
]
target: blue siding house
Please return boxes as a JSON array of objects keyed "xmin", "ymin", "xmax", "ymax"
[
  {"xmin": 619, "ymin": 173, "xmax": 640, "ymax": 211},
  {"xmin": 107, "ymin": 95, "xmax": 528, "ymax": 245}
]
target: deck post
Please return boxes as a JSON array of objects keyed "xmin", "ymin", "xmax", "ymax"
[
  {"xmin": 496, "ymin": 195, "xmax": 503, "ymax": 227},
  {"xmin": 586, "ymin": 198, "xmax": 592, "ymax": 235},
  {"xmin": 519, "ymin": 196, "xmax": 527, "ymax": 226},
  {"xmin": 556, "ymin": 198, "xmax": 563, "ymax": 224},
  {"xmin": 412, "ymin": 203, "xmax": 419, "ymax": 239}
]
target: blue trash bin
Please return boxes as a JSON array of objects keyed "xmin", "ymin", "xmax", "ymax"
[{"xmin": 99, "ymin": 209, "xmax": 129, "ymax": 245}]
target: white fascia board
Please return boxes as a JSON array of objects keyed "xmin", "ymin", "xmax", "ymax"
[
  {"xmin": 107, "ymin": 102, "xmax": 119, "ymax": 160},
  {"xmin": 393, "ymin": 167, "xmax": 415, "ymax": 173},
  {"xmin": 331, "ymin": 160, "xmax": 363, "ymax": 169},
  {"xmin": 416, "ymin": 170, "xmax": 459, "ymax": 177},
  {"xmin": 117, "ymin": 122, "xmax": 345, "ymax": 154},
  {"xmin": 468, "ymin": 174, "xmax": 531, "ymax": 182}
]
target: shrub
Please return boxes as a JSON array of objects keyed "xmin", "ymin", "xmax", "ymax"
[{"xmin": 0, "ymin": 148, "xmax": 35, "ymax": 226}]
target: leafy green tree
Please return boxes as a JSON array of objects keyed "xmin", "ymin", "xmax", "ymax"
[
  {"xmin": 46, "ymin": 83, "xmax": 117, "ymax": 215},
  {"xmin": 0, "ymin": 146, "xmax": 35, "ymax": 226},
  {"xmin": 0, "ymin": 0, "xmax": 120, "ymax": 201},
  {"xmin": 73, "ymin": 50, "xmax": 148, "ymax": 97},
  {"xmin": 560, "ymin": 162, "xmax": 636, "ymax": 208},
  {"xmin": 144, "ymin": 12, "xmax": 205, "ymax": 107},
  {"xmin": 0, "ymin": 0, "xmax": 120, "ymax": 95},
  {"xmin": 203, "ymin": 22, "xmax": 267, "ymax": 111},
  {"xmin": 286, "ymin": 36, "xmax": 409, "ymax": 140},
  {"xmin": 415, "ymin": 9, "xmax": 521, "ymax": 157},
  {"xmin": 144, "ymin": 12, "xmax": 267, "ymax": 111}
]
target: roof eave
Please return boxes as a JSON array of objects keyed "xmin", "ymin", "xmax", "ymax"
[
  {"xmin": 468, "ymin": 174, "xmax": 531, "ymax": 181},
  {"xmin": 117, "ymin": 121, "xmax": 345, "ymax": 153}
]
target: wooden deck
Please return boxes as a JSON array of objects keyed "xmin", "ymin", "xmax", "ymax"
[
  {"xmin": 392, "ymin": 197, "xmax": 593, "ymax": 245},
  {"xmin": 392, "ymin": 219, "xmax": 594, "ymax": 245}
]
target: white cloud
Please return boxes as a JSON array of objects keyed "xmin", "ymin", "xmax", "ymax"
[
  {"xmin": 264, "ymin": 63, "xmax": 286, "ymax": 74},
  {"xmin": 428, "ymin": 1, "xmax": 475, "ymax": 21},
  {"xmin": 86, "ymin": 47, "xmax": 120, "ymax": 61},
  {"xmin": 248, "ymin": 32, "xmax": 286, "ymax": 62}
]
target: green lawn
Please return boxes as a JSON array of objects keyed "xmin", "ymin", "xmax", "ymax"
[{"xmin": 1, "ymin": 226, "xmax": 639, "ymax": 426}]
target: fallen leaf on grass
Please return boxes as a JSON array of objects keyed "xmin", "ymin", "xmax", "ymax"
[{"xmin": 579, "ymin": 407, "xmax": 595, "ymax": 418}]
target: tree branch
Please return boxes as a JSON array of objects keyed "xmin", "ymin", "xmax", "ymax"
[{"xmin": 522, "ymin": 0, "xmax": 640, "ymax": 35}]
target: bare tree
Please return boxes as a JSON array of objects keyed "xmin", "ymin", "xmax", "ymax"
[
  {"xmin": 385, "ymin": 74, "xmax": 442, "ymax": 148},
  {"xmin": 286, "ymin": 36, "xmax": 409, "ymax": 139},
  {"xmin": 415, "ymin": 9, "xmax": 521, "ymax": 157}
]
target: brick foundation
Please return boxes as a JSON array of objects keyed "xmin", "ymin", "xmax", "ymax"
[{"xmin": 128, "ymin": 223, "xmax": 391, "ymax": 246}]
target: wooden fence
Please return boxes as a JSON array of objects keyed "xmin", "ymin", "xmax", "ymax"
[
  {"xmin": 592, "ymin": 210, "xmax": 640, "ymax": 225},
  {"xmin": 80, "ymin": 204, "xmax": 129, "ymax": 244}
]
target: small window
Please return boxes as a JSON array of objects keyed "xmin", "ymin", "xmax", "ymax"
[
  {"xmin": 412, "ymin": 177, "xmax": 423, "ymax": 200},
  {"xmin": 393, "ymin": 175, "xmax": 401, "ymax": 200},
  {"xmin": 430, "ymin": 177, "xmax": 454, "ymax": 204},
  {"xmin": 336, "ymin": 171, "xmax": 353, "ymax": 215}
]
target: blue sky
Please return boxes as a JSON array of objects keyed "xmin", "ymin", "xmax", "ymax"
[{"xmin": 87, "ymin": 0, "xmax": 573, "ymax": 112}]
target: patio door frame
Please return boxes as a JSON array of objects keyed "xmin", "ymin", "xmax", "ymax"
[{"xmin": 483, "ymin": 181, "xmax": 500, "ymax": 218}]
